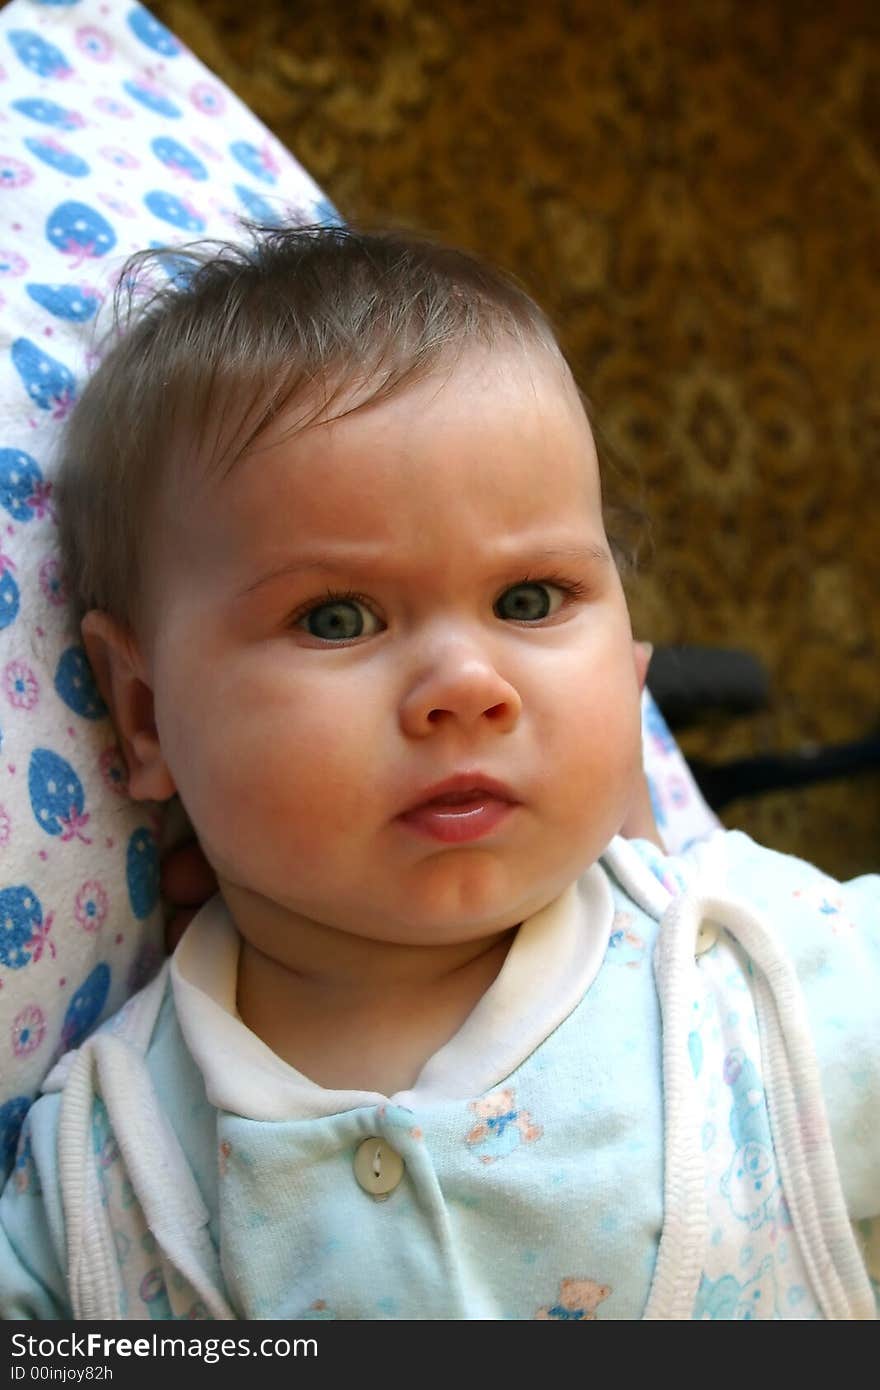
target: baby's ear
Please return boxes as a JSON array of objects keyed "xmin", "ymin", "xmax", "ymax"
[
  {"xmin": 633, "ymin": 640, "xmax": 654, "ymax": 693},
  {"xmin": 80, "ymin": 610, "xmax": 177, "ymax": 803}
]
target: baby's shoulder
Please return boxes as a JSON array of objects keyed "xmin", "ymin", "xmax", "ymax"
[
  {"xmin": 608, "ymin": 828, "xmax": 879, "ymax": 964},
  {"xmin": 716, "ymin": 830, "xmax": 879, "ymax": 955},
  {"xmin": 671, "ymin": 832, "xmax": 880, "ymax": 1220},
  {"xmin": 18, "ymin": 961, "xmax": 212, "ymax": 1200}
]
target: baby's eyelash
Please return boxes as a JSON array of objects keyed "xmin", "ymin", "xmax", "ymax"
[
  {"xmin": 286, "ymin": 575, "xmax": 590, "ymax": 630},
  {"xmin": 514, "ymin": 572, "xmax": 591, "ymax": 600},
  {"xmin": 287, "ymin": 589, "xmax": 375, "ymax": 626}
]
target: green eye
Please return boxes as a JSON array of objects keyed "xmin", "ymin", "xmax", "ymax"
[
  {"xmin": 494, "ymin": 582, "xmax": 564, "ymax": 622},
  {"xmin": 300, "ymin": 598, "xmax": 377, "ymax": 641}
]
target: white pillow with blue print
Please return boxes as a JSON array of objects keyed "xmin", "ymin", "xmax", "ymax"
[{"xmin": 0, "ymin": 0, "xmax": 336, "ymax": 1175}]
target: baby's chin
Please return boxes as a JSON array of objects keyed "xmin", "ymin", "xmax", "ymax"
[
  {"xmin": 376, "ymin": 870, "xmax": 581, "ymax": 945},
  {"xmin": 212, "ymin": 820, "xmax": 610, "ymax": 948}
]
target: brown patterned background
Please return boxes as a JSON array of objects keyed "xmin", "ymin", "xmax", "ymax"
[{"xmin": 152, "ymin": 0, "xmax": 879, "ymax": 879}]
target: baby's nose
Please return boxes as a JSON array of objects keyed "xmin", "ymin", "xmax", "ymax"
[{"xmin": 399, "ymin": 649, "xmax": 522, "ymax": 738}]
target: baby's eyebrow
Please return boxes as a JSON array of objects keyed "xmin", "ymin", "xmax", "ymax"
[
  {"xmin": 235, "ymin": 547, "xmax": 390, "ymax": 599},
  {"xmin": 236, "ymin": 541, "xmax": 611, "ymax": 599},
  {"xmin": 510, "ymin": 543, "xmax": 611, "ymax": 570}
]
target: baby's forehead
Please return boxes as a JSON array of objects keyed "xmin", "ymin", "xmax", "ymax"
[
  {"xmin": 236, "ymin": 336, "xmax": 584, "ymax": 465},
  {"xmin": 238, "ymin": 355, "xmax": 593, "ymax": 519},
  {"xmin": 164, "ymin": 340, "xmax": 596, "ymax": 552},
  {"xmin": 141, "ymin": 343, "xmax": 608, "ymax": 648}
]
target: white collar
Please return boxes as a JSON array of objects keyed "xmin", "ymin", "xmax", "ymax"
[{"xmin": 170, "ymin": 864, "xmax": 614, "ymax": 1120}]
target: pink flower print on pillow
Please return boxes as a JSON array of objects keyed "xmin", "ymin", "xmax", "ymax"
[
  {"xmin": 75, "ymin": 880, "xmax": 108, "ymax": 932},
  {"xmin": 38, "ymin": 554, "xmax": 68, "ymax": 608},
  {"xmin": 11, "ymin": 1004, "xmax": 46, "ymax": 1058},
  {"xmin": 75, "ymin": 27, "xmax": 114, "ymax": 64},
  {"xmin": 99, "ymin": 745, "xmax": 129, "ymax": 798},
  {"xmin": 4, "ymin": 660, "xmax": 38, "ymax": 710}
]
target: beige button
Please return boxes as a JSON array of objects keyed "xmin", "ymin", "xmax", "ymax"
[
  {"xmin": 353, "ymin": 1137, "xmax": 405, "ymax": 1199},
  {"xmin": 695, "ymin": 920, "xmax": 719, "ymax": 956}
]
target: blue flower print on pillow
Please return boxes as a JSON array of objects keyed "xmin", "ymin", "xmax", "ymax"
[
  {"xmin": 46, "ymin": 201, "xmax": 117, "ymax": 262},
  {"xmin": 126, "ymin": 827, "xmax": 159, "ymax": 921},
  {"xmin": 7, "ymin": 30, "xmax": 73, "ymax": 80},
  {"xmin": 151, "ymin": 137, "xmax": 208, "ymax": 182},
  {"xmin": 54, "ymin": 647, "xmax": 107, "ymax": 720},
  {"xmin": 144, "ymin": 190, "xmax": 206, "ymax": 232},
  {"xmin": 24, "ymin": 137, "xmax": 90, "ymax": 178},
  {"xmin": 61, "ymin": 963, "xmax": 111, "ymax": 1051},
  {"xmin": 0, "ymin": 566, "xmax": 20, "ymax": 632},
  {"xmin": 122, "ymin": 79, "xmax": 181, "ymax": 119},
  {"xmin": 0, "ymin": 449, "xmax": 45, "ymax": 523},
  {"xmin": 25, "ymin": 282, "xmax": 100, "ymax": 322},
  {"xmin": 126, "ymin": 7, "xmax": 182, "ymax": 58},
  {"xmin": 0, "ymin": 885, "xmax": 48, "ymax": 971},
  {"xmin": 234, "ymin": 184, "xmax": 284, "ymax": 226},
  {"xmin": 11, "ymin": 340, "xmax": 76, "ymax": 418},
  {"xmin": 229, "ymin": 141, "xmax": 278, "ymax": 185},
  {"xmin": 0, "ymin": 1098, "xmax": 30, "ymax": 1177},
  {"xmin": 11, "ymin": 98, "xmax": 85, "ymax": 131},
  {"xmin": 28, "ymin": 748, "xmax": 90, "ymax": 843}
]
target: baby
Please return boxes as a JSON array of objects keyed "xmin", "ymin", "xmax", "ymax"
[{"xmin": 0, "ymin": 225, "xmax": 877, "ymax": 1320}]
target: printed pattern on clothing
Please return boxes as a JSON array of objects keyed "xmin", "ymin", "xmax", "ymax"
[
  {"xmin": 2, "ymin": 836, "xmax": 875, "ymax": 1319},
  {"xmin": 689, "ymin": 935, "xmax": 820, "ymax": 1319},
  {"xmin": 464, "ymin": 1087, "xmax": 542, "ymax": 1163},
  {"xmin": 92, "ymin": 1096, "xmax": 206, "ymax": 1320},
  {"xmin": 536, "ymin": 1277, "xmax": 612, "ymax": 1320}
]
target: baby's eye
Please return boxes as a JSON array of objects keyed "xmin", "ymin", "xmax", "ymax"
[
  {"xmin": 297, "ymin": 597, "xmax": 381, "ymax": 641},
  {"xmin": 494, "ymin": 581, "xmax": 566, "ymax": 622}
]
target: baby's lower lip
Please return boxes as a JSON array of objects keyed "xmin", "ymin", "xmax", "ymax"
[{"xmin": 397, "ymin": 794, "xmax": 517, "ymax": 844}]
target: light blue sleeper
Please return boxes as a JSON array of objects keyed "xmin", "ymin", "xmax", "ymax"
[{"xmin": 0, "ymin": 831, "xmax": 877, "ymax": 1319}]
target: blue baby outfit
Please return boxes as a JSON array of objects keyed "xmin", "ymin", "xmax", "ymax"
[{"xmin": 0, "ymin": 831, "xmax": 877, "ymax": 1320}]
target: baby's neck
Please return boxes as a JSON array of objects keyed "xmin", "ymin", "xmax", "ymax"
[{"xmin": 225, "ymin": 885, "xmax": 518, "ymax": 1094}]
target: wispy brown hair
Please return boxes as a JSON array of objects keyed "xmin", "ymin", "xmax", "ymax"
[{"xmin": 56, "ymin": 222, "xmax": 642, "ymax": 635}]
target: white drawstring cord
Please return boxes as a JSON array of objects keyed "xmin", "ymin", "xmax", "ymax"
[
  {"xmin": 605, "ymin": 836, "xmax": 874, "ymax": 1320},
  {"xmin": 58, "ymin": 966, "xmax": 235, "ymax": 1321},
  {"xmin": 59, "ymin": 1042, "xmax": 121, "ymax": 1320},
  {"xmin": 642, "ymin": 890, "xmax": 710, "ymax": 1319}
]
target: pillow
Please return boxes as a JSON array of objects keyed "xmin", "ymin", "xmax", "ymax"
[
  {"xmin": 0, "ymin": 0, "xmax": 720, "ymax": 1176},
  {"xmin": 0, "ymin": 0, "xmax": 337, "ymax": 1175},
  {"xmin": 640, "ymin": 690, "xmax": 720, "ymax": 854}
]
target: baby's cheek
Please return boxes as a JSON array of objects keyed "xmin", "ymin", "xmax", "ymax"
[
  {"xmin": 554, "ymin": 709, "xmax": 640, "ymax": 834},
  {"xmin": 194, "ymin": 716, "xmax": 367, "ymax": 859}
]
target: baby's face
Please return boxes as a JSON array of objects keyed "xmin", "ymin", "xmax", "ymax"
[{"xmin": 141, "ymin": 344, "xmax": 643, "ymax": 947}]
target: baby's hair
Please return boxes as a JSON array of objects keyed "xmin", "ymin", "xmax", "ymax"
[{"xmin": 56, "ymin": 221, "xmax": 642, "ymax": 636}]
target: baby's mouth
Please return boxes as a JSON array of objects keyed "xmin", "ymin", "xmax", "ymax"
[
  {"xmin": 422, "ymin": 788, "xmax": 498, "ymax": 808},
  {"xmin": 397, "ymin": 776, "xmax": 519, "ymax": 844}
]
